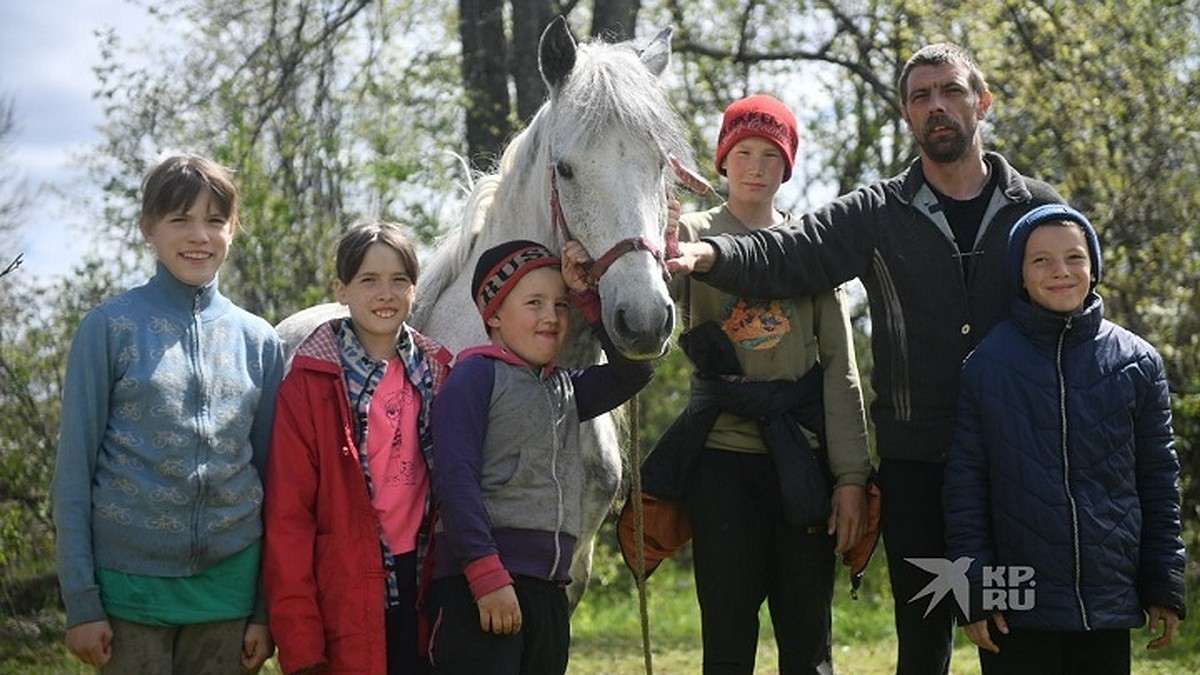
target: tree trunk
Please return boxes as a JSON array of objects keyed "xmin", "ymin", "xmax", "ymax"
[
  {"xmin": 510, "ymin": 0, "xmax": 553, "ymax": 123},
  {"xmin": 591, "ymin": 0, "xmax": 639, "ymax": 41},
  {"xmin": 459, "ymin": 0, "xmax": 512, "ymax": 168}
]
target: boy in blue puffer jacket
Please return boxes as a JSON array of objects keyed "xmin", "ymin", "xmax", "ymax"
[{"xmin": 943, "ymin": 204, "xmax": 1185, "ymax": 673}]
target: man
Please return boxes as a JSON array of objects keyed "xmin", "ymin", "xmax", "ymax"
[{"xmin": 668, "ymin": 43, "xmax": 1064, "ymax": 675}]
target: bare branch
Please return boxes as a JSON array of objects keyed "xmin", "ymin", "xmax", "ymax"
[
  {"xmin": 674, "ymin": 36, "xmax": 897, "ymax": 111},
  {"xmin": 0, "ymin": 254, "xmax": 22, "ymax": 280}
]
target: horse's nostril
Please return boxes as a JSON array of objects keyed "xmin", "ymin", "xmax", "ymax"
[{"xmin": 614, "ymin": 308, "xmax": 632, "ymax": 337}]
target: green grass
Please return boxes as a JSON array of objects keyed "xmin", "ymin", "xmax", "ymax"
[
  {"xmin": 4, "ymin": 533, "xmax": 1197, "ymax": 674},
  {"xmin": 566, "ymin": 543, "xmax": 915, "ymax": 674},
  {"xmin": 567, "ymin": 533, "xmax": 1200, "ymax": 674}
]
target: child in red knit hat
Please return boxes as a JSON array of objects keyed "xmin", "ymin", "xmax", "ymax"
[
  {"xmin": 714, "ymin": 94, "xmax": 800, "ymax": 182},
  {"xmin": 671, "ymin": 95, "xmax": 872, "ymax": 673}
]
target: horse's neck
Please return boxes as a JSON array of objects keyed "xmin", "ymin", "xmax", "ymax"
[{"xmin": 488, "ymin": 149, "xmax": 556, "ymax": 247}]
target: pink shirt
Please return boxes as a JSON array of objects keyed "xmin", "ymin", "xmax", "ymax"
[{"xmin": 366, "ymin": 359, "xmax": 427, "ymax": 555}]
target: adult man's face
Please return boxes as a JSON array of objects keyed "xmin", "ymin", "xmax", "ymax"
[{"xmin": 901, "ymin": 61, "xmax": 991, "ymax": 163}]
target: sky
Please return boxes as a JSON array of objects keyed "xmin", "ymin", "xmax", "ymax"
[{"xmin": 1, "ymin": 0, "xmax": 150, "ymax": 282}]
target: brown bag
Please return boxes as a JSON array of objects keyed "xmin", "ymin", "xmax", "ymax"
[
  {"xmin": 841, "ymin": 478, "xmax": 882, "ymax": 598},
  {"xmin": 617, "ymin": 493, "xmax": 693, "ymax": 578}
]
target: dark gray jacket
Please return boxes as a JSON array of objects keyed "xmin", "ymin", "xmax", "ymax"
[{"xmin": 699, "ymin": 152, "xmax": 1062, "ymax": 462}]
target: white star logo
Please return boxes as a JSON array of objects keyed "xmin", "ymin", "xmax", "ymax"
[{"xmin": 905, "ymin": 556, "xmax": 973, "ymax": 617}]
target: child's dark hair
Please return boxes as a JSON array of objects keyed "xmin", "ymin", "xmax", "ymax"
[
  {"xmin": 336, "ymin": 220, "xmax": 420, "ymax": 284},
  {"xmin": 140, "ymin": 155, "xmax": 238, "ymax": 229}
]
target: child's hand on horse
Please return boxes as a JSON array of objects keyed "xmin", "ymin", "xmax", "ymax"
[{"xmin": 561, "ymin": 241, "xmax": 594, "ymax": 291}]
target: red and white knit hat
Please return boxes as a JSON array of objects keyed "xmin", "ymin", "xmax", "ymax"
[
  {"xmin": 715, "ymin": 94, "xmax": 800, "ymax": 182},
  {"xmin": 472, "ymin": 240, "xmax": 561, "ymax": 326}
]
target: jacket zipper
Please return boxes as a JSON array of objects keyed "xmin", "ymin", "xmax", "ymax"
[
  {"xmin": 1056, "ymin": 316, "xmax": 1090, "ymax": 630},
  {"xmin": 545, "ymin": 377, "xmax": 565, "ymax": 579},
  {"xmin": 190, "ymin": 289, "xmax": 211, "ymax": 569}
]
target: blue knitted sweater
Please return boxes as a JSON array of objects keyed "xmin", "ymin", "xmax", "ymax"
[{"xmin": 52, "ymin": 264, "xmax": 283, "ymax": 627}]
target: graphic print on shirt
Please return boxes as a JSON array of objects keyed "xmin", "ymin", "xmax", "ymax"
[
  {"xmin": 381, "ymin": 386, "xmax": 417, "ymax": 486},
  {"xmin": 721, "ymin": 297, "xmax": 793, "ymax": 351}
]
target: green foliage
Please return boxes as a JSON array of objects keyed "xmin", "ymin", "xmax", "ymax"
[
  {"xmin": 0, "ymin": 259, "xmax": 126, "ymax": 631},
  {"xmin": 2, "ymin": 94, "xmax": 133, "ymax": 612},
  {"xmin": 88, "ymin": 0, "xmax": 463, "ymax": 321}
]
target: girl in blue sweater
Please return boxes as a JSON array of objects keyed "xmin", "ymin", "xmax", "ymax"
[{"xmin": 52, "ymin": 155, "xmax": 284, "ymax": 673}]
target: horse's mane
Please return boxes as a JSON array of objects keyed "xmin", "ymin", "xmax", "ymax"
[
  {"xmin": 547, "ymin": 39, "xmax": 691, "ymax": 163},
  {"xmin": 410, "ymin": 35, "xmax": 692, "ymax": 330},
  {"xmin": 410, "ymin": 173, "xmax": 494, "ymax": 328},
  {"xmin": 408, "ymin": 134, "xmax": 526, "ymax": 328}
]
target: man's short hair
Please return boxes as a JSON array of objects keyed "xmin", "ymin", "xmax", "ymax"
[{"xmin": 898, "ymin": 42, "xmax": 988, "ymax": 104}]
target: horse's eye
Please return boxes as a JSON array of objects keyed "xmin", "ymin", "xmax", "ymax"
[{"xmin": 556, "ymin": 161, "xmax": 574, "ymax": 180}]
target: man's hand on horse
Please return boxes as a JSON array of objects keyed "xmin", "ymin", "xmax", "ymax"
[
  {"xmin": 663, "ymin": 194, "xmax": 682, "ymax": 260},
  {"xmin": 660, "ymin": 184, "xmax": 713, "ymax": 275},
  {"xmin": 665, "ymin": 240, "xmax": 717, "ymax": 276}
]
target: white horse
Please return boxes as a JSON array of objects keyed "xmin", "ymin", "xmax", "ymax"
[{"xmin": 276, "ymin": 17, "xmax": 691, "ymax": 608}]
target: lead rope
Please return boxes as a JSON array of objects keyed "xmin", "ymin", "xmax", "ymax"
[
  {"xmin": 629, "ymin": 391, "xmax": 653, "ymax": 674},
  {"xmin": 631, "ymin": 162, "xmax": 706, "ymax": 675}
]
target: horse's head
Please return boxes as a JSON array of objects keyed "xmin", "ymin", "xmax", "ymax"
[{"xmin": 535, "ymin": 17, "xmax": 690, "ymax": 360}]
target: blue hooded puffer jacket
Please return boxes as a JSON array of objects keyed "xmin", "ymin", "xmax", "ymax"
[{"xmin": 944, "ymin": 205, "xmax": 1186, "ymax": 630}]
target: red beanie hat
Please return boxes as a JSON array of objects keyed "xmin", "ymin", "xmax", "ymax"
[{"xmin": 715, "ymin": 95, "xmax": 799, "ymax": 182}]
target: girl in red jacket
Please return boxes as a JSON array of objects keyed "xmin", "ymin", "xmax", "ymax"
[{"xmin": 264, "ymin": 221, "xmax": 452, "ymax": 674}]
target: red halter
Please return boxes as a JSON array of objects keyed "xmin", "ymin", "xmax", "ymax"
[{"xmin": 549, "ymin": 166, "xmax": 672, "ymax": 287}]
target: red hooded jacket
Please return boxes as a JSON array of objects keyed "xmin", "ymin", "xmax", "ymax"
[{"xmin": 264, "ymin": 320, "xmax": 450, "ymax": 674}]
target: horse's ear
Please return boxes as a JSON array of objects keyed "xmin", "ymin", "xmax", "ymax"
[
  {"xmin": 639, "ymin": 26, "xmax": 673, "ymax": 78},
  {"xmin": 539, "ymin": 16, "xmax": 577, "ymax": 92}
]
